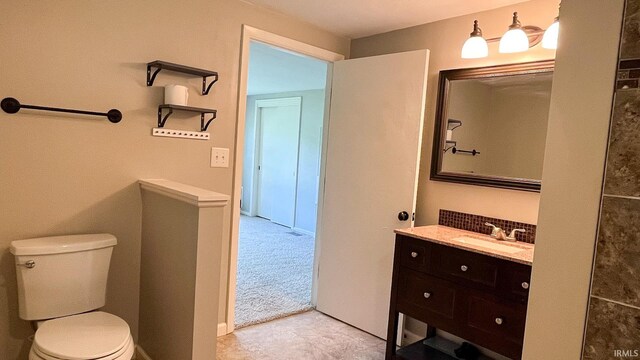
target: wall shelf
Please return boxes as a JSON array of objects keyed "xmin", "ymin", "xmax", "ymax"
[
  {"xmin": 158, "ymin": 104, "xmax": 217, "ymax": 132},
  {"xmin": 147, "ymin": 60, "xmax": 219, "ymax": 95},
  {"xmin": 446, "ymin": 119, "xmax": 462, "ymax": 131}
]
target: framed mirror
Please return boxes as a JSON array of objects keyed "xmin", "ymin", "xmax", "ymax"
[{"xmin": 430, "ymin": 60, "xmax": 554, "ymax": 192}]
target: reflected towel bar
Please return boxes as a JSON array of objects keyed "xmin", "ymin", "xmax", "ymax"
[
  {"xmin": 1, "ymin": 97, "xmax": 122, "ymax": 123},
  {"xmin": 452, "ymin": 147, "xmax": 480, "ymax": 156}
]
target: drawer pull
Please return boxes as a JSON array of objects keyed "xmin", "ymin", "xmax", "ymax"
[
  {"xmin": 495, "ymin": 317, "xmax": 503, "ymax": 325},
  {"xmin": 522, "ymin": 282, "xmax": 530, "ymax": 289},
  {"xmin": 423, "ymin": 292, "xmax": 431, "ymax": 299},
  {"xmin": 411, "ymin": 251, "xmax": 418, "ymax": 258},
  {"xmin": 460, "ymin": 265, "xmax": 468, "ymax": 272}
]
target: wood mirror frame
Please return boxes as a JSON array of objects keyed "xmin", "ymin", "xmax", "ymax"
[{"xmin": 430, "ymin": 60, "xmax": 555, "ymax": 192}]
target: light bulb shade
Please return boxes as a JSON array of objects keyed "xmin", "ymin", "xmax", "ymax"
[
  {"xmin": 499, "ymin": 28, "xmax": 529, "ymax": 53},
  {"xmin": 542, "ymin": 20, "xmax": 559, "ymax": 49},
  {"xmin": 461, "ymin": 36, "xmax": 488, "ymax": 59}
]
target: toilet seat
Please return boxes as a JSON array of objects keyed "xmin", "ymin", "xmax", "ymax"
[
  {"xmin": 31, "ymin": 335, "xmax": 134, "ymax": 360},
  {"xmin": 31, "ymin": 312, "xmax": 133, "ymax": 360}
]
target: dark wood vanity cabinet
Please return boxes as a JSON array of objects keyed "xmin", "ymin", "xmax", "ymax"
[{"xmin": 386, "ymin": 235, "xmax": 532, "ymax": 360}]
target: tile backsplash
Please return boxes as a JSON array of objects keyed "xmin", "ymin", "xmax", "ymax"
[{"xmin": 438, "ymin": 209, "xmax": 536, "ymax": 244}]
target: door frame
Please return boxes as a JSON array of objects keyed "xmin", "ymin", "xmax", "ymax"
[
  {"xmin": 225, "ymin": 25, "xmax": 344, "ymax": 335},
  {"xmin": 253, "ymin": 97, "xmax": 303, "ymax": 225}
]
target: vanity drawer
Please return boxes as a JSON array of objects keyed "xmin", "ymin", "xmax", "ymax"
[
  {"xmin": 398, "ymin": 236, "xmax": 431, "ymax": 272},
  {"xmin": 466, "ymin": 294, "xmax": 526, "ymax": 345},
  {"xmin": 430, "ymin": 244, "xmax": 498, "ymax": 288},
  {"xmin": 397, "ymin": 269, "xmax": 457, "ymax": 321}
]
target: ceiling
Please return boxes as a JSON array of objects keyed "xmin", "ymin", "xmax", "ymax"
[
  {"xmin": 243, "ymin": 0, "xmax": 531, "ymax": 38},
  {"xmin": 248, "ymin": 41, "xmax": 328, "ymax": 95}
]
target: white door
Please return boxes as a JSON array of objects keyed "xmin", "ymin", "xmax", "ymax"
[
  {"xmin": 316, "ymin": 50, "xmax": 429, "ymax": 339},
  {"xmin": 256, "ymin": 98, "xmax": 302, "ymax": 227}
]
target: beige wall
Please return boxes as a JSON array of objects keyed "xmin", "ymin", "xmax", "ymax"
[
  {"xmin": 0, "ymin": 1, "xmax": 349, "ymax": 358},
  {"xmin": 443, "ymin": 79, "xmax": 551, "ymax": 180},
  {"xmin": 139, "ymin": 185, "xmax": 227, "ymax": 359},
  {"xmin": 139, "ymin": 192, "xmax": 200, "ymax": 359},
  {"xmin": 351, "ymin": 0, "xmax": 558, "ymax": 227},
  {"xmin": 524, "ymin": 0, "xmax": 624, "ymax": 358},
  {"xmin": 484, "ymin": 83, "xmax": 551, "ymax": 179},
  {"xmin": 443, "ymin": 81, "xmax": 492, "ymax": 175}
]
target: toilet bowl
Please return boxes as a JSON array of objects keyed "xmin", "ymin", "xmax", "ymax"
[{"xmin": 29, "ymin": 312, "xmax": 134, "ymax": 360}]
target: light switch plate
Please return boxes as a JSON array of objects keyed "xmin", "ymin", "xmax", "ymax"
[{"xmin": 211, "ymin": 147, "xmax": 229, "ymax": 168}]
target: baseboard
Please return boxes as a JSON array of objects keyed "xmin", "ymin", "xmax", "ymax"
[
  {"xmin": 217, "ymin": 322, "xmax": 228, "ymax": 337},
  {"xmin": 402, "ymin": 329, "xmax": 424, "ymax": 346},
  {"xmin": 135, "ymin": 345, "xmax": 152, "ymax": 360},
  {"xmin": 292, "ymin": 227, "xmax": 315, "ymax": 237},
  {"xmin": 240, "ymin": 210, "xmax": 250, "ymax": 216}
]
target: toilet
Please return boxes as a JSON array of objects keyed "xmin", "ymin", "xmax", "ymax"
[{"xmin": 10, "ymin": 234, "xmax": 134, "ymax": 360}]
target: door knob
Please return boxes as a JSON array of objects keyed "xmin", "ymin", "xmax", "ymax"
[{"xmin": 398, "ymin": 211, "xmax": 409, "ymax": 221}]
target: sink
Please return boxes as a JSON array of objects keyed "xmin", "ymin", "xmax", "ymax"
[{"xmin": 453, "ymin": 236, "xmax": 525, "ymax": 254}]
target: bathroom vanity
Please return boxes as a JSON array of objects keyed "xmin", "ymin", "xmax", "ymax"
[{"xmin": 385, "ymin": 225, "xmax": 534, "ymax": 360}]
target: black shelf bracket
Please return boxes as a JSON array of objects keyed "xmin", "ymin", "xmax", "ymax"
[
  {"xmin": 447, "ymin": 119, "xmax": 462, "ymax": 131},
  {"xmin": 201, "ymin": 112, "xmax": 217, "ymax": 132},
  {"xmin": 1, "ymin": 97, "xmax": 122, "ymax": 123},
  {"xmin": 158, "ymin": 104, "xmax": 217, "ymax": 132},
  {"xmin": 202, "ymin": 74, "xmax": 219, "ymax": 96},
  {"xmin": 443, "ymin": 140, "xmax": 457, "ymax": 153},
  {"xmin": 147, "ymin": 60, "xmax": 219, "ymax": 95},
  {"xmin": 158, "ymin": 107, "xmax": 174, "ymax": 128}
]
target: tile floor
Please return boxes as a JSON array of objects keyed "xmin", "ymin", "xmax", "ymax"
[{"xmin": 217, "ymin": 310, "xmax": 386, "ymax": 360}]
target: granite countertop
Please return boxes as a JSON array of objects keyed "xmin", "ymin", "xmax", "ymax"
[{"xmin": 395, "ymin": 225, "xmax": 534, "ymax": 266}]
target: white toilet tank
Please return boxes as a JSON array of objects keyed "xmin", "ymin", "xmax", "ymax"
[{"xmin": 10, "ymin": 234, "xmax": 117, "ymax": 321}]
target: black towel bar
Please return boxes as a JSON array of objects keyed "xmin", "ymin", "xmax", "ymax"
[
  {"xmin": 1, "ymin": 97, "xmax": 122, "ymax": 123},
  {"xmin": 452, "ymin": 147, "xmax": 480, "ymax": 156}
]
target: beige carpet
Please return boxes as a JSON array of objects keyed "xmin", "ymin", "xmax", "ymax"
[{"xmin": 234, "ymin": 215, "xmax": 315, "ymax": 328}]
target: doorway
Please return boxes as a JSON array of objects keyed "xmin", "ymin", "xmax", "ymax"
[
  {"xmin": 226, "ymin": 26, "xmax": 344, "ymax": 335},
  {"xmin": 233, "ymin": 40, "xmax": 330, "ymax": 328},
  {"xmin": 228, "ymin": 27, "xmax": 426, "ymax": 340}
]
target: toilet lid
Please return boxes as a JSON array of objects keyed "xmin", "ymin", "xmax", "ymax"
[{"xmin": 34, "ymin": 312, "xmax": 131, "ymax": 360}]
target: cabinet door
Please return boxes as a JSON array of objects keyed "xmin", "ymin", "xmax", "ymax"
[{"xmin": 465, "ymin": 292, "xmax": 527, "ymax": 359}]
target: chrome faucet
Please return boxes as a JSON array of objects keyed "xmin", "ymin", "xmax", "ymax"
[
  {"xmin": 485, "ymin": 223, "xmax": 526, "ymax": 242},
  {"xmin": 507, "ymin": 228, "xmax": 526, "ymax": 242},
  {"xmin": 485, "ymin": 222, "xmax": 507, "ymax": 240}
]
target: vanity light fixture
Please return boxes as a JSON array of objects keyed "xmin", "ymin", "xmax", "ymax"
[
  {"xmin": 542, "ymin": 16, "xmax": 559, "ymax": 49},
  {"xmin": 461, "ymin": 7, "xmax": 560, "ymax": 58},
  {"xmin": 499, "ymin": 12, "xmax": 529, "ymax": 53},
  {"xmin": 542, "ymin": 4, "xmax": 560, "ymax": 49},
  {"xmin": 461, "ymin": 20, "xmax": 489, "ymax": 59}
]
